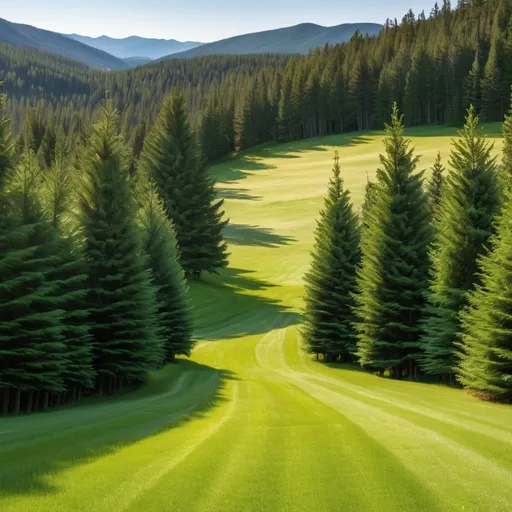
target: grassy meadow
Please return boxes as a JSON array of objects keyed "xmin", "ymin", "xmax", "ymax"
[{"xmin": 1, "ymin": 124, "xmax": 511, "ymax": 512}]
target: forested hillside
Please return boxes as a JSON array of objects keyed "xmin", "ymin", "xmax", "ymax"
[
  {"xmin": 162, "ymin": 22, "xmax": 382, "ymax": 59},
  {"xmin": 0, "ymin": 18, "xmax": 129, "ymax": 70},
  {"xmin": 1, "ymin": 0, "xmax": 511, "ymax": 167}
]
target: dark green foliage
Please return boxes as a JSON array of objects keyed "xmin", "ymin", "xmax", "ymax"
[
  {"xmin": 139, "ymin": 91, "xmax": 228, "ymax": 277},
  {"xmin": 481, "ymin": 40, "xmax": 504, "ymax": 122},
  {"xmin": 137, "ymin": 178, "xmax": 194, "ymax": 362},
  {"xmin": 0, "ymin": 92, "xmax": 12, "ymax": 192},
  {"xmin": 457, "ymin": 192, "xmax": 512, "ymax": 402},
  {"xmin": 78, "ymin": 106, "xmax": 163, "ymax": 391},
  {"xmin": 302, "ymin": 152, "xmax": 361, "ymax": 361},
  {"xmin": 501, "ymin": 90, "xmax": 512, "ymax": 187},
  {"xmin": 1, "ymin": 148, "xmax": 67, "ymax": 413},
  {"xmin": 422, "ymin": 107, "xmax": 500, "ymax": 378},
  {"xmin": 354, "ymin": 104, "xmax": 432, "ymax": 377},
  {"xmin": 426, "ymin": 152, "xmax": 445, "ymax": 216},
  {"xmin": 40, "ymin": 139, "xmax": 95, "ymax": 391},
  {"xmin": 361, "ymin": 175, "xmax": 379, "ymax": 230}
]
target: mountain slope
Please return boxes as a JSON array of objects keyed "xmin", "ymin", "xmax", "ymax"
[
  {"xmin": 162, "ymin": 22, "xmax": 382, "ymax": 59},
  {"xmin": 66, "ymin": 34, "xmax": 203, "ymax": 60},
  {"xmin": 0, "ymin": 18, "xmax": 128, "ymax": 70}
]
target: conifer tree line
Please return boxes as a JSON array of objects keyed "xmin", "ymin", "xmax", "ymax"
[
  {"xmin": 303, "ymin": 100, "xmax": 512, "ymax": 403},
  {"xmin": 2, "ymin": 1, "xmax": 512, "ymax": 168},
  {"xmin": 0, "ymin": 87, "xmax": 228, "ymax": 415}
]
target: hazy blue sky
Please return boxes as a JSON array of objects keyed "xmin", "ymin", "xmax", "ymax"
[{"xmin": 2, "ymin": 1, "xmax": 435, "ymax": 41}]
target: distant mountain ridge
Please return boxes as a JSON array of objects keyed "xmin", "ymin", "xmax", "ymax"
[
  {"xmin": 0, "ymin": 17, "xmax": 128, "ymax": 70},
  {"xmin": 65, "ymin": 34, "xmax": 203, "ymax": 60},
  {"xmin": 162, "ymin": 22, "xmax": 383, "ymax": 59}
]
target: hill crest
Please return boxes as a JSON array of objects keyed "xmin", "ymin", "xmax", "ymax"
[{"xmin": 161, "ymin": 22, "xmax": 382, "ymax": 59}]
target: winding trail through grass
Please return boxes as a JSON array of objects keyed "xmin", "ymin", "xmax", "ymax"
[{"xmin": 1, "ymin": 126, "xmax": 511, "ymax": 511}]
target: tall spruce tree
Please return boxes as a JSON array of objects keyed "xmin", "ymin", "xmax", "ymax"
[
  {"xmin": 137, "ymin": 177, "xmax": 194, "ymax": 362},
  {"xmin": 302, "ymin": 152, "xmax": 361, "ymax": 361},
  {"xmin": 361, "ymin": 174, "xmax": 379, "ymax": 230},
  {"xmin": 1, "ymin": 147, "xmax": 67, "ymax": 414},
  {"xmin": 0, "ymin": 92, "xmax": 11, "ymax": 192},
  {"xmin": 456, "ymin": 192, "xmax": 512, "ymax": 402},
  {"xmin": 426, "ymin": 152, "xmax": 445, "ymax": 215},
  {"xmin": 139, "ymin": 91, "xmax": 229, "ymax": 277},
  {"xmin": 422, "ymin": 106, "xmax": 500, "ymax": 379},
  {"xmin": 40, "ymin": 138, "xmax": 95, "ymax": 397},
  {"xmin": 500, "ymin": 90, "xmax": 512, "ymax": 187},
  {"xmin": 78, "ymin": 105, "xmax": 163, "ymax": 394},
  {"xmin": 354, "ymin": 104, "xmax": 432, "ymax": 378}
]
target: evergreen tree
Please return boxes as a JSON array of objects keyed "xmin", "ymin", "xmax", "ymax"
[
  {"xmin": 302, "ymin": 152, "xmax": 361, "ymax": 361},
  {"xmin": 40, "ymin": 138, "xmax": 95, "ymax": 396},
  {"xmin": 1, "ymin": 147, "xmax": 67, "ymax": 414},
  {"xmin": 500, "ymin": 90, "xmax": 512, "ymax": 187},
  {"xmin": 422, "ymin": 106, "xmax": 500, "ymax": 379},
  {"xmin": 139, "ymin": 90, "xmax": 229, "ymax": 277},
  {"xmin": 481, "ymin": 39, "xmax": 503, "ymax": 122},
  {"xmin": 0, "ymin": 92, "xmax": 12, "ymax": 192},
  {"xmin": 354, "ymin": 104, "xmax": 432, "ymax": 377},
  {"xmin": 457, "ymin": 192, "xmax": 512, "ymax": 402},
  {"xmin": 463, "ymin": 50, "xmax": 482, "ymax": 113},
  {"xmin": 426, "ymin": 152, "xmax": 445, "ymax": 215},
  {"xmin": 137, "ymin": 178, "xmax": 194, "ymax": 362},
  {"xmin": 78, "ymin": 105, "xmax": 163, "ymax": 393},
  {"xmin": 361, "ymin": 174, "xmax": 379, "ymax": 230}
]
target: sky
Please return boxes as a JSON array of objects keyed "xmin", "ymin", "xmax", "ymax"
[{"xmin": 1, "ymin": 0, "xmax": 436, "ymax": 42}]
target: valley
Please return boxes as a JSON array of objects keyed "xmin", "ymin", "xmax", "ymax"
[{"xmin": 2, "ymin": 127, "xmax": 511, "ymax": 512}]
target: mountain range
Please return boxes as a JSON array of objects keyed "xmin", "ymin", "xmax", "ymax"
[
  {"xmin": 162, "ymin": 22, "xmax": 383, "ymax": 59},
  {"xmin": 0, "ymin": 17, "xmax": 129, "ymax": 70},
  {"xmin": 65, "ymin": 34, "xmax": 203, "ymax": 60},
  {"xmin": 0, "ymin": 17, "xmax": 382, "ymax": 70}
]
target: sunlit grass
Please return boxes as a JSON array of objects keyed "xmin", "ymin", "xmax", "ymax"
[{"xmin": 1, "ymin": 125, "xmax": 510, "ymax": 512}]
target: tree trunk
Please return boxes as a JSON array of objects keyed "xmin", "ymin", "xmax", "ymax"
[
  {"xmin": 97, "ymin": 375, "xmax": 105, "ymax": 396},
  {"xmin": 26, "ymin": 390, "xmax": 34, "ymax": 414},
  {"xmin": 13, "ymin": 388, "xmax": 21, "ymax": 414},
  {"xmin": 34, "ymin": 390, "xmax": 40, "ymax": 413},
  {"xmin": 42, "ymin": 392, "xmax": 49, "ymax": 411},
  {"xmin": 2, "ymin": 388, "xmax": 10, "ymax": 415}
]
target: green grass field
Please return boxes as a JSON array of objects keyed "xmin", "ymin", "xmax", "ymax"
[{"xmin": 2, "ymin": 124, "xmax": 512, "ymax": 512}]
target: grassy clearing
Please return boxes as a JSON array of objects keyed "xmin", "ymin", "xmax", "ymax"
[{"xmin": 1, "ymin": 124, "xmax": 511, "ymax": 511}]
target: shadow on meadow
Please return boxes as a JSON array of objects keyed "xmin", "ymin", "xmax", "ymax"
[
  {"xmin": 224, "ymin": 223, "xmax": 296, "ymax": 248},
  {"xmin": 213, "ymin": 132, "xmax": 374, "ymax": 194},
  {"xmin": 0, "ymin": 361, "xmax": 238, "ymax": 497},
  {"xmin": 217, "ymin": 187, "xmax": 262, "ymax": 201},
  {"xmin": 258, "ymin": 133, "xmax": 375, "ymax": 157},
  {"xmin": 190, "ymin": 267, "xmax": 301, "ymax": 341}
]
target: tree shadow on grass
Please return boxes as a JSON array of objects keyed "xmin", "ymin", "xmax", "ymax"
[
  {"xmin": 257, "ymin": 133, "xmax": 375, "ymax": 158},
  {"xmin": 0, "ymin": 361, "xmax": 238, "ymax": 498},
  {"xmin": 212, "ymin": 133, "xmax": 374, "ymax": 201},
  {"xmin": 224, "ymin": 223, "xmax": 296, "ymax": 248},
  {"xmin": 217, "ymin": 187, "xmax": 262, "ymax": 201},
  {"xmin": 190, "ymin": 268, "xmax": 301, "ymax": 341},
  {"xmin": 214, "ymin": 156, "xmax": 276, "ymax": 185}
]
